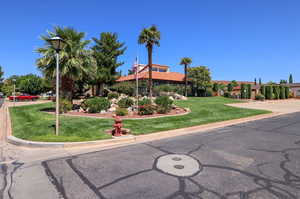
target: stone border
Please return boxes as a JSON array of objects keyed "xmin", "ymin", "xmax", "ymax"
[{"xmin": 45, "ymin": 107, "xmax": 191, "ymax": 120}]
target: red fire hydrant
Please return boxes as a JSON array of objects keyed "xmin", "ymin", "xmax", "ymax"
[{"xmin": 113, "ymin": 116, "xmax": 122, "ymax": 136}]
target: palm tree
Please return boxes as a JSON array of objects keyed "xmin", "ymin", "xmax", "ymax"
[
  {"xmin": 36, "ymin": 26, "xmax": 94, "ymax": 101},
  {"xmin": 180, "ymin": 57, "xmax": 192, "ymax": 97},
  {"xmin": 138, "ymin": 25, "xmax": 160, "ymax": 98}
]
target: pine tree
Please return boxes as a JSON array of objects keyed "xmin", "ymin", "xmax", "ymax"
[
  {"xmin": 289, "ymin": 74, "xmax": 293, "ymax": 84},
  {"xmin": 92, "ymin": 32, "xmax": 126, "ymax": 96},
  {"xmin": 254, "ymin": 78, "xmax": 257, "ymax": 85},
  {"xmin": 259, "ymin": 78, "xmax": 262, "ymax": 85}
]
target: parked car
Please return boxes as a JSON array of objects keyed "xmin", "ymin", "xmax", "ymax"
[{"xmin": 8, "ymin": 94, "xmax": 39, "ymax": 101}]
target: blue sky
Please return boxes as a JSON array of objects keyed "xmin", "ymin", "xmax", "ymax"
[{"xmin": 1, "ymin": 0, "xmax": 299, "ymax": 82}]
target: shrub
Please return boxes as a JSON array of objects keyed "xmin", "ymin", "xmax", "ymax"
[
  {"xmin": 138, "ymin": 104, "xmax": 155, "ymax": 115},
  {"xmin": 260, "ymin": 85, "xmax": 266, "ymax": 96},
  {"xmin": 117, "ymin": 97, "xmax": 134, "ymax": 108},
  {"xmin": 255, "ymin": 94, "xmax": 265, "ymax": 101},
  {"xmin": 205, "ymin": 88, "xmax": 213, "ymax": 97},
  {"xmin": 154, "ymin": 96, "xmax": 173, "ymax": 114},
  {"xmin": 247, "ymin": 84, "xmax": 252, "ymax": 99},
  {"xmin": 224, "ymin": 92, "xmax": 232, "ymax": 98},
  {"xmin": 59, "ymin": 98, "xmax": 72, "ymax": 113},
  {"xmin": 138, "ymin": 98, "xmax": 152, "ymax": 106},
  {"xmin": 273, "ymin": 85, "xmax": 280, "ymax": 99},
  {"xmin": 153, "ymin": 84, "xmax": 188, "ymax": 96},
  {"xmin": 115, "ymin": 107, "xmax": 128, "ymax": 116},
  {"xmin": 110, "ymin": 82, "xmax": 135, "ymax": 96},
  {"xmin": 265, "ymin": 85, "xmax": 273, "ymax": 99},
  {"xmin": 82, "ymin": 97, "xmax": 111, "ymax": 113},
  {"xmin": 107, "ymin": 92, "xmax": 119, "ymax": 100},
  {"xmin": 279, "ymin": 86, "xmax": 286, "ymax": 99},
  {"xmin": 285, "ymin": 87, "xmax": 290, "ymax": 98},
  {"xmin": 241, "ymin": 84, "xmax": 246, "ymax": 99}
]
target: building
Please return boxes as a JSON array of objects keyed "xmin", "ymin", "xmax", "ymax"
[
  {"xmin": 286, "ymin": 83, "xmax": 300, "ymax": 98},
  {"xmin": 117, "ymin": 64, "xmax": 185, "ymax": 85}
]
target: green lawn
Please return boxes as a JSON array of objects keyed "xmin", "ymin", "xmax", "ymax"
[{"xmin": 9, "ymin": 97, "xmax": 270, "ymax": 142}]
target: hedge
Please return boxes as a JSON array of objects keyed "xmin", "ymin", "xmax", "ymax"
[
  {"xmin": 279, "ymin": 86, "xmax": 286, "ymax": 99},
  {"xmin": 265, "ymin": 85, "xmax": 273, "ymax": 100}
]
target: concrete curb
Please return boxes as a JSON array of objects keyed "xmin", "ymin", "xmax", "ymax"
[{"xmin": 6, "ymin": 111, "xmax": 283, "ymax": 148}]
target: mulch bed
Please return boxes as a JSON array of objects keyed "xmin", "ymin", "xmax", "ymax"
[{"xmin": 65, "ymin": 107, "xmax": 188, "ymax": 119}]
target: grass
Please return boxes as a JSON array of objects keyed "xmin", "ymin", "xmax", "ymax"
[{"xmin": 9, "ymin": 97, "xmax": 270, "ymax": 142}]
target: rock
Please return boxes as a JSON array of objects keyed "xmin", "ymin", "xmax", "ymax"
[
  {"xmin": 111, "ymin": 98, "xmax": 118, "ymax": 104},
  {"xmin": 169, "ymin": 96, "xmax": 175, "ymax": 101},
  {"xmin": 100, "ymin": 110, "xmax": 107, "ymax": 114},
  {"xmin": 108, "ymin": 107, "xmax": 116, "ymax": 112}
]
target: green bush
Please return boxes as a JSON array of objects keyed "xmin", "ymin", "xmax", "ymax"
[
  {"xmin": 59, "ymin": 98, "xmax": 72, "ymax": 113},
  {"xmin": 279, "ymin": 86, "xmax": 286, "ymax": 99},
  {"xmin": 138, "ymin": 105, "xmax": 155, "ymax": 115},
  {"xmin": 265, "ymin": 85, "xmax": 273, "ymax": 99},
  {"xmin": 153, "ymin": 84, "xmax": 188, "ymax": 96},
  {"xmin": 205, "ymin": 88, "xmax": 213, "ymax": 97},
  {"xmin": 117, "ymin": 97, "xmax": 134, "ymax": 108},
  {"xmin": 107, "ymin": 92, "xmax": 119, "ymax": 100},
  {"xmin": 83, "ymin": 97, "xmax": 111, "ymax": 113},
  {"xmin": 255, "ymin": 94, "xmax": 265, "ymax": 101},
  {"xmin": 247, "ymin": 84, "xmax": 252, "ymax": 99},
  {"xmin": 241, "ymin": 84, "xmax": 246, "ymax": 99},
  {"xmin": 115, "ymin": 107, "xmax": 128, "ymax": 116},
  {"xmin": 285, "ymin": 87, "xmax": 290, "ymax": 98},
  {"xmin": 223, "ymin": 92, "xmax": 232, "ymax": 98},
  {"xmin": 260, "ymin": 85, "xmax": 266, "ymax": 96},
  {"xmin": 273, "ymin": 85, "xmax": 280, "ymax": 99},
  {"xmin": 138, "ymin": 98, "xmax": 152, "ymax": 106},
  {"xmin": 154, "ymin": 96, "xmax": 173, "ymax": 114},
  {"xmin": 110, "ymin": 82, "xmax": 135, "ymax": 96}
]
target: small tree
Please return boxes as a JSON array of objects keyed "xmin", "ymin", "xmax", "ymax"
[
  {"xmin": 187, "ymin": 66, "xmax": 211, "ymax": 97},
  {"xmin": 227, "ymin": 83, "xmax": 234, "ymax": 92},
  {"xmin": 19, "ymin": 74, "xmax": 44, "ymax": 95},
  {"xmin": 289, "ymin": 74, "xmax": 293, "ymax": 84},
  {"xmin": 247, "ymin": 84, "xmax": 252, "ymax": 99},
  {"xmin": 260, "ymin": 85, "xmax": 266, "ymax": 96},
  {"xmin": 259, "ymin": 78, "xmax": 262, "ymax": 85},
  {"xmin": 280, "ymin": 79, "xmax": 287, "ymax": 84},
  {"xmin": 0, "ymin": 66, "xmax": 4, "ymax": 92},
  {"xmin": 241, "ymin": 84, "xmax": 246, "ymax": 99},
  {"xmin": 212, "ymin": 83, "xmax": 219, "ymax": 92}
]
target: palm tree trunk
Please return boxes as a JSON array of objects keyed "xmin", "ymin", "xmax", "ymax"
[
  {"xmin": 61, "ymin": 76, "xmax": 73, "ymax": 103},
  {"xmin": 184, "ymin": 65, "xmax": 187, "ymax": 97},
  {"xmin": 148, "ymin": 46, "xmax": 153, "ymax": 99}
]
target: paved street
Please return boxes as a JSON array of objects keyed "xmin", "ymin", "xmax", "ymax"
[{"xmin": 1, "ymin": 112, "xmax": 300, "ymax": 198}]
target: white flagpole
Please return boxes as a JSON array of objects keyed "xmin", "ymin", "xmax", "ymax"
[{"xmin": 135, "ymin": 56, "xmax": 139, "ymax": 112}]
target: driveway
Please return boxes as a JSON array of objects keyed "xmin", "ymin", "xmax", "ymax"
[
  {"xmin": 229, "ymin": 99, "xmax": 300, "ymax": 114},
  {"xmin": 3, "ymin": 111, "xmax": 297, "ymax": 199}
]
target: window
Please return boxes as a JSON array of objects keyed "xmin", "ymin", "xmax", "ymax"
[{"xmin": 159, "ymin": 69, "xmax": 167, "ymax": 72}]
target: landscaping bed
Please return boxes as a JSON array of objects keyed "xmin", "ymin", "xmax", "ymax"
[{"xmin": 9, "ymin": 97, "xmax": 270, "ymax": 142}]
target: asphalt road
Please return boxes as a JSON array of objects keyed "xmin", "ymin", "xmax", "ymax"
[{"xmin": 2, "ymin": 112, "xmax": 300, "ymax": 199}]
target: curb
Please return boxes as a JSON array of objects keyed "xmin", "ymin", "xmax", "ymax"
[{"xmin": 6, "ymin": 112, "xmax": 283, "ymax": 148}]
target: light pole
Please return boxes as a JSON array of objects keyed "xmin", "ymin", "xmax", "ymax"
[
  {"xmin": 12, "ymin": 79, "xmax": 16, "ymax": 107},
  {"xmin": 48, "ymin": 36, "xmax": 65, "ymax": 136}
]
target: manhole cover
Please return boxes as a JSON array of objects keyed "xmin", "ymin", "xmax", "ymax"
[{"xmin": 155, "ymin": 154, "xmax": 202, "ymax": 177}]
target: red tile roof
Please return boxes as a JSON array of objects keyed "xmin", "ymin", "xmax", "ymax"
[{"xmin": 117, "ymin": 71, "xmax": 185, "ymax": 82}]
